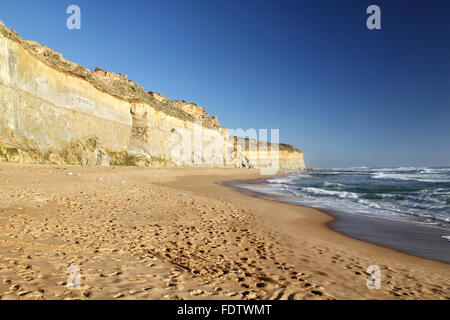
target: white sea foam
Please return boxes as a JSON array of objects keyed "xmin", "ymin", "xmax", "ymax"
[
  {"xmin": 371, "ymin": 167, "xmax": 419, "ymax": 173},
  {"xmin": 371, "ymin": 172, "xmax": 450, "ymax": 183},
  {"xmin": 301, "ymin": 187, "xmax": 359, "ymax": 200},
  {"xmin": 235, "ymin": 167, "xmax": 450, "ymax": 229},
  {"xmin": 268, "ymin": 174, "xmax": 312, "ymax": 184}
]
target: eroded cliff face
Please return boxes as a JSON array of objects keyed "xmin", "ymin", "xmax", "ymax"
[
  {"xmin": 233, "ymin": 138, "xmax": 305, "ymax": 171},
  {"xmin": 0, "ymin": 22, "xmax": 305, "ymax": 170}
]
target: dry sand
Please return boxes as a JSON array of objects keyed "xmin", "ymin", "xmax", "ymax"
[{"xmin": 0, "ymin": 164, "xmax": 448, "ymax": 300}]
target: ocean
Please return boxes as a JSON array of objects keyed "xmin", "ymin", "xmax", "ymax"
[{"xmin": 228, "ymin": 167, "xmax": 450, "ymax": 262}]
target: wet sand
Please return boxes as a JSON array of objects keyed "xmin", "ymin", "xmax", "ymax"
[
  {"xmin": 0, "ymin": 164, "xmax": 448, "ymax": 300},
  {"xmin": 330, "ymin": 211, "xmax": 450, "ymax": 264},
  {"xmin": 226, "ymin": 179, "xmax": 450, "ymax": 264}
]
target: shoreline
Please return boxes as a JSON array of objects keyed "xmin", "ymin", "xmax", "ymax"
[
  {"xmin": 224, "ymin": 178, "xmax": 450, "ymax": 264},
  {"xmin": 0, "ymin": 164, "xmax": 449, "ymax": 299},
  {"xmin": 162, "ymin": 169, "xmax": 450, "ymax": 299}
]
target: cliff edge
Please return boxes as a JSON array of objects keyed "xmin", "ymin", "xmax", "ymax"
[{"xmin": 0, "ymin": 21, "xmax": 305, "ymax": 170}]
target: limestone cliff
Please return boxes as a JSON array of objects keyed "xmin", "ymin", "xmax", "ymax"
[{"xmin": 0, "ymin": 21, "xmax": 305, "ymax": 170}]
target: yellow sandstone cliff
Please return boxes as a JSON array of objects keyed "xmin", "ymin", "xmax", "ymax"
[{"xmin": 0, "ymin": 22, "xmax": 305, "ymax": 170}]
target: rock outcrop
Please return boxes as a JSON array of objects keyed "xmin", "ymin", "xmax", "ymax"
[{"xmin": 0, "ymin": 21, "xmax": 305, "ymax": 170}]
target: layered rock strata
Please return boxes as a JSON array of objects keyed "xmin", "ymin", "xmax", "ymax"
[{"xmin": 0, "ymin": 22, "xmax": 305, "ymax": 170}]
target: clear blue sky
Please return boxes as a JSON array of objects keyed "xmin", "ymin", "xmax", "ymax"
[{"xmin": 1, "ymin": 0, "xmax": 449, "ymax": 168}]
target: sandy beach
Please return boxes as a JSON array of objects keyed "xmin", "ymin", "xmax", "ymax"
[{"xmin": 0, "ymin": 164, "xmax": 448, "ymax": 300}]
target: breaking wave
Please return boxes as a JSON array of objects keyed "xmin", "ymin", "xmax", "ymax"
[{"xmin": 239, "ymin": 167, "xmax": 450, "ymax": 229}]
